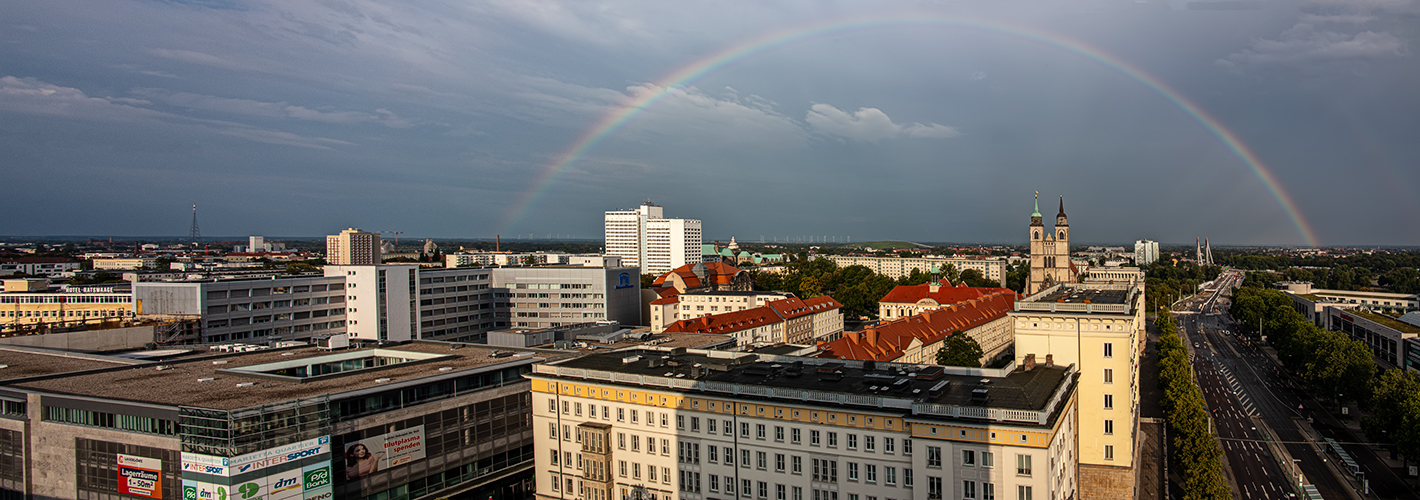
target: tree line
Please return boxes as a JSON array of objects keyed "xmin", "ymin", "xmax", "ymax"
[
  {"xmin": 1228, "ymin": 285, "xmax": 1420, "ymax": 464},
  {"xmin": 1228, "ymin": 287, "xmax": 1376, "ymax": 407},
  {"xmin": 1217, "ymin": 250, "xmax": 1420, "ymax": 294},
  {"xmin": 1145, "ymin": 261, "xmax": 1222, "ymax": 310},
  {"xmin": 747, "ymin": 258, "xmax": 997, "ymax": 318},
  {"xmin": 1155, "ymin": 309, "xmax": 1232, "ymax": 500}
]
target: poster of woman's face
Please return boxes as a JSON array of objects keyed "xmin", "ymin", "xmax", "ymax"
[{"xmin": 344, "ymin": 439, "xmax": 386, "ymax": 479}]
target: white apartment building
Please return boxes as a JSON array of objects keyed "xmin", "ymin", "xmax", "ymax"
[
  {"xmin": 530, "ymin": 348, "xmax": 1079, "ymax": 500},
  {"xmin": 1132, "ymin": 241, "xmax": 1158, "ymax": 266},
  {"xmin": 326, "ymin": 228, "xmax": 382, "ymax": 265},
  {"xmin": 327, "ymin": 264, "xmax": 418, "ymax": 342},
  {"xmin": 606, "ymin": 202, "xmax": 703, "ymax": 276},
  {"xmin": 820, "ymin": 255, "xmax": 1007, "ymax": 287}
]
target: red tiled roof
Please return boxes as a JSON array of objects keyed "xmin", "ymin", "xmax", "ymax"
[
  {"xmin": 802, "ymin": 296, "xmax": 843, "ymax": 311},
  {"xmin": 651, "ymin": 262, "xmax": 745, "ymax": 289},
  {"xmin": 878, "ymin": 282, "xmax": 1010, "ymax": 305},
  {"xmin": 649, "ymin": 287, "xmax": 681, "ymax": 305},
  {"xmin": 819, "ymin": 288, "xmax": 1017, "ymax": 362},
  {"xmin": 662, "ymin": 306, "xmax": 783, "ymax": 334}
]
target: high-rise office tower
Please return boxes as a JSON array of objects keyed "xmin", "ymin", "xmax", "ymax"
[{"xmin": 605, "ymin": 202, "xmax": 702, "ymax": 276}]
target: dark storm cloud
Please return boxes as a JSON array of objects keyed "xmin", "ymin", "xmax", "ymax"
[{"xmin": 0, "ymin": 0, "xmax": 1416, "ymax": 245}]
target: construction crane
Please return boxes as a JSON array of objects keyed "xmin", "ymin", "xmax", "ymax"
[{"xmin": 378, "ymin": 231, "xmax": 404, "ymax": 246}]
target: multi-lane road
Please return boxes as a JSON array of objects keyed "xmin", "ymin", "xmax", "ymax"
[{"xmin": 1174, "ymin": 271, "xmax": 1419, "ymax": 500}]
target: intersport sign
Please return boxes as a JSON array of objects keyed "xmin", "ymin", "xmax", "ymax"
[{"xmin": 182, "ymin": 436, "xmax": 331, "ymax": 477}]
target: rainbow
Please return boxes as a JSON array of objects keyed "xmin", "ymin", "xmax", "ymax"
[{"xmin": 499, "ymin": 14, "xmax": 1319, "ymax": 247}]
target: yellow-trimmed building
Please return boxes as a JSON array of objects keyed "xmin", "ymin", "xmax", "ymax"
[
  {"xmin": 1, "ymin": 280, "xmax": 134, "ymax": 331},
  {"xmin": 529, "ymin": 347, "xmax": 1079, "ymax": 500},
  {"xmin": 1010, "ymin": 282, "xmax": 1144, "ymax": 500}
]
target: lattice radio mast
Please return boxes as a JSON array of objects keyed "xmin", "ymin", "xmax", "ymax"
[{"xmin": 189, "ymin": 203, "xmax": 202, "ymax": 245}]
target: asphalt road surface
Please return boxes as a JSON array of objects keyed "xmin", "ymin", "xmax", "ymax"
[{"xmin": 1177, "ymin": 271, "xmax": 1420, "ymax": 500}]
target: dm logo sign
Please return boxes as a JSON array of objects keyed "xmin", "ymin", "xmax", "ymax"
[{"xmin": 615, "ymin": 272, "xmax": 634, "ymax": 289}]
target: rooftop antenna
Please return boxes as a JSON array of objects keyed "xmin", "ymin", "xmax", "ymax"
[{"xmin": 189, "ymin": 203, "xmax": 201, "ymax": 245}]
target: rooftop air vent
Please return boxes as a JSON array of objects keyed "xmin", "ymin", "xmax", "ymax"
[
  {"xmin": 154, "ymin": 365, "xmax": 172, "ymax": 371},
  {"xmin": 212, "ymin": 360, "xmax": 228, "ymax": 365},
  {"xmin": 236, "ymin": 382, "xmax": 256, "ymax": 387},
  {"xmin": 281, "ymin": 352, "xmax": 295, "ymax": 356},
  {"xmin": 197, "ymin": 377, "xmax": 215, "ymax": 382},
  {"xmin": 439, "ymin": 367, "xmax": 454, "ymax": 372},
  {"xmin": 375, "ymin": 378, "xmax": 392, "ymax": 383}
]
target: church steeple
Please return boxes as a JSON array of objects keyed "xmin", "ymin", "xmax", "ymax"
[
  {"xmin": 1030, "ymin": 191, "xmax": 1043, "ymax": 227},
  {"xmin": 1056, "ymin": 196, "xmax": 1068, "ymax": 227}
]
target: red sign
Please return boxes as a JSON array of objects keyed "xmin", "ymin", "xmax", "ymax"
[{"xmin": 117, "ymin": 454, "xmax": 163, "ymax": 499}]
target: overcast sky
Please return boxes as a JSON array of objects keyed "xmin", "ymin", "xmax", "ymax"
[{"xmin": 2, "ymin": 0, "xmax": 1417, "ymax": 246}]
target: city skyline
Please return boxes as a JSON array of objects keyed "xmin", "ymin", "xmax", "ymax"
[{"xmin": 2, "ymin": 1, "xmax": 1417, "ymax": 246}]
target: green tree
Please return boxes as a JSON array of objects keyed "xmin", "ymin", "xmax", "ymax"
[
  {"xmin": 934, "ymin": 332, "xmax": 984, "ymax": 367},
  {"xmin": 1006, "ymin": 262, "xmax": 1030, "ymax": 293},
  {"xmin": 641, "ymin": 273, "xmax": 658, "ymax": 289}
]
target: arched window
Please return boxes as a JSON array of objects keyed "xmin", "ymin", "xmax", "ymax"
[
  {"xmin": 1058, "ymin": 230, "xmax": 1066, "ymax": 239},
  {"xmin": 1033, "ymin": 231, "xmax": 1039, "ymax": 240}
]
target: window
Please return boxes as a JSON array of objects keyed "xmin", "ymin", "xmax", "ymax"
[
  {"xmin": 1104, "ymin": 419, "xmax": 1114, "ymax": 435},
  {"xmin": 742, "ymin": 450, "xmax": 751, "ymax": 468},
  {"xmin": 982, "ymin": 451, "xmax": 994, "ymax": 468},
  {"xmin": 903, "ymin": 438, "xmax": 912, "ymax": 455},
  {"xmin": 619, "ymin": 460, "xmax": 627, "ymax": 477},
  {"xmin": 551, "ymin": 449, "xmax": 559, "ymax": 465},
  {"xmin": 742, "ymin": 422, "xmax": 751, "ymax": 437},
  {"xmin": 618, "ymin": 408, "xmax": 625, "ymax": 421},
  {"xmin": 1016, "ymin": 455, "xmax": 1032, "ymax": 476},
  {"xmin": 964, "ymin": 481, "xmax": 976, "ymax": 499},
  {"xmin": 810, "ymin": 430, "xmax": 821, "ymax": 446},
  {"xmin": 709, "ymin": 445, "xmax": 718, "ymax": 463},
  {"xmin": 708, "ymin": 418, "xmax": 717, "ymax": 435},
  {"xmin": 928, "ymin": 477, "xmax": 942, "ymax": 500},
  {"xmin": 847, "ymin": 434, "xmax": 857, "ymax": 450},
  {"xmin": 662, "ymin": 414, "xmax": 668, "ymax": 427},
  {"xmin": 1105, "ymin": 444, "xmax": 1115, "ymax": 460},
  {"xmin": 828, "ymin": 432, "xmax": 838, "ymax": 447},
  {"xmin": 692, "ymin": 417, "xmax": 701, "ymax": 432},
  {"xmin": 865, "ymin": 464, "xmax": 877, "ymax": 483},
  {"xmin": 793, "ymin": 486, "xmax": 803, "ymax": 500},
  {"xmin": 792, "ymin": 428, "xmax": 802, "ymax": 444},
  {"xmin": 963, "ymin": 450, "xmax": 975, "ymax": 466},
  {"xmin": 724, "ymin": 420, "xmax": 733, "ymax": 434},
  {"xmin": 885, "ymin": 467, "xmax": 896, "ymax": 485},
  {"xmin": 725, "ymin": 447, "xmax": 735, "ymax": 465},
  {"xmin": 548, "ymin": 399, "xmax": 557, "ymax": 413},
  {"xmin": 757, "ymin": 424, "xmax": 767, "ymax": 439},
  {"xmin": 1017, "ymin": 485, "xmax": 1032, "ymax": 500},
  {"xmin": 904, "ymin": 468, "xmax": 913, "ymax": 487},
  {"xmin": 651, "ymin": 465, "xmax": 658, "ymax": 481},
  {"xmin": 884, "ymin": 437, "xmax": 894, "ymax": 454},
  {"xmin": 759, "ymin": 481, "xmax": 768, "ymax": 499},
  {"xmin": 618, "ymin": 433, "xmax": 625, "ymax": 449},
  {"xmin": 775, "ymin": 426, "xmax": 785, "ymax": 441},
  {"xmin": 742, "ymin": 480, "xmax": 753, "ymax": 498},
  {"xmin": 927, "ymin": 446, "xmax": 942, "ymax": 467},
  {"xmin": 633, "ymin": 463, "xmax": 641, "ymax": 479},
  {"xmin": 1104, "ymin": 394, "xmax": 1114, "ymax": 410},
  {"xmin": 678, "ymin": 415, "xmax": 685, "ymax": 430},
  {"xmin": 847, "ymin": 462, "xmax": 859, "ymax": 481},
  {"xmin": 1103, "ymin": 342, "xmax": 1113, "ymax": 358},
  {"xmin": 984, "ymin": 483, "xmax": 995, "ymax": 500},
  {"xmin": 710, "ymin": 474, "xmax": 720, "ymax": 492},
  {"xmin": 563, "ymin": 401, "xmax": 570, "ymax": 414},
  {"xmin": 777, "ymin": 484, "xmax": 786, "ymax": 500},
  {"xmin": 865, "ymin": 435, "xmax": 875, "ymax": 452},
  {"xmin": 758, "ymin": 451, "xmax": 767, "ymax": 469},
  {"xmin": 776, "ymin": 453, "xmax": 785, "ymax": 472},
  {"xmin": 1103, "ymin": 368, "xmax": 1114, "ymax": 384},
  {"xmin": 792, "ymin": 455, "xmax": 802, "ymax": 474},
  {"xmin": 632, "ymin": 435, "xmax": 640, "ymax": 452},
  {"xmin": 575, "ymin": 402, "xmax": 582, "ymax": 415}
]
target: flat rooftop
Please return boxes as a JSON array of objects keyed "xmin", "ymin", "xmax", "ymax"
[
  {"xmin": 0, "ymin": 346, "xmax": 142, "ymax": 381},
  {"xmin": 7, "ymin": 342, "xmax": 573, "ymax": 410},
  {"xmin": 1028, "ymin": 287, "xmax": 1129, "ymax": 305},
  {"xmin": 545, "ymin": 349, "xmax": 1071, "ymax": 415},
  {"xmin": 540, "ymin": 333, "xmax": 734, "ymax": 353}
]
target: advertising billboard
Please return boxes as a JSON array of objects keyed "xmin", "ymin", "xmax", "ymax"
[
  {"xmin": 181, "ymin": 436, "xmax": 330, "ymax": 477},
  {"xmin": 117, "ymin": 454, "xmax": 163, "ymax": 499},
  {"xmin": 182, "ymin": 462, "xmax": 331, "ymax": 500},
  {"xmin": 343, "ymin": 425, "xmax": 426, "ymax": 479}
]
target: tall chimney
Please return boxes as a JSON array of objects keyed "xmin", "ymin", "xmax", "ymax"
[
  {"xmin": 1045, "ymin": 354, "xmax": 1053, "ymax": 367},
  {"xmin": 496, "ymin": 235, "xmax": 501, "ymax": 252},
  {"xmin": 1023, "ymin": 353, "xmax": 1037, "ymax": 371},
  {"xmin": 864, "ymin": 328, "xmax": 878, "ymax": 346}
]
